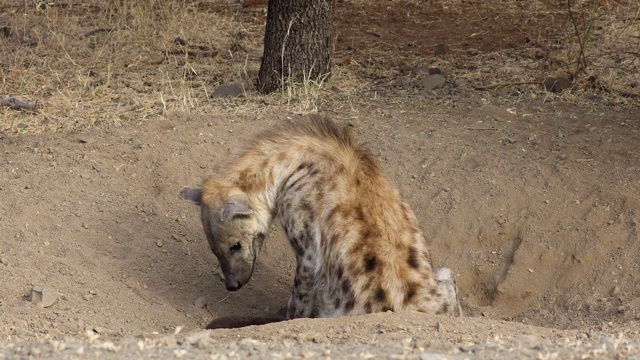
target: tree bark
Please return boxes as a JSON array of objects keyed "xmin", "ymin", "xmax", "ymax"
[{"xmin": 257, "ymin": 0, "xmax": 335, "ymax": 94}]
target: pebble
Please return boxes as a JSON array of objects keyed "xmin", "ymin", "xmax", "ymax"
[
  {"xmin": 193, "ymin": 297, "xmax": 207, "ymax": 309},
  {"xmin": 78, "ymin": 137, "xmax": 95, "ymax": 144},
  {"xmin": 210, "ymin": 83, "xmax": 244, "ymax": 98},
  {"xmin": 1, "ymin": 329, "xmax": 639, "ymax": 359},
  {"xmin": 416, "ymin": 74, "xmax": 446, "ymax": 90},
  {"xmin": 29, "ymin": 286, "xmax": 58, "ymax": 308},
  {"xmin": 453, "ymin": 78, "xmax": 467, "ymax": 87}
]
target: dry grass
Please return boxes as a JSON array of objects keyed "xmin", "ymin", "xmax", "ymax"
[
  {"xmin": 546, "ymin": 0, "xmax": 639, "ymax": 99},
  {"xmin": 0, "ymin": 0, "xmax": 354, "ymax": 133},
  {"xmin": 0, "ymin": 0, "xmax": 638, "ymax": 134}
]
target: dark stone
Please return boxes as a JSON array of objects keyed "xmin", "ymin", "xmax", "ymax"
[
  {"xmin": 1, "ymin": 26, "xmax": 11, "ymax": 38},
  {"xmin": 173, "ymin": 37, "xmax": 187, "ymax": 46},
  {"xmin": 543, "ymin": 76, "xmax": 573, "ymax": 93},
  {"xmin": 210, "ymin": 83, "xmax": 244, "ymax": 98},
  {"xmin": 434, "ymin": 44, "xmax": 446, "ymax": 56}
]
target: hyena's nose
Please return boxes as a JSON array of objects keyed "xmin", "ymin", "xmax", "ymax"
[{"xmin": 225, "ymin": 280, "xmax": 242, "ymax": 291}]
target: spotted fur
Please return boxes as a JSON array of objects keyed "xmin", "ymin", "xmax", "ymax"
[{"xmin": 180, "ymin": 115, "xmax": 461, "ymax": 323}]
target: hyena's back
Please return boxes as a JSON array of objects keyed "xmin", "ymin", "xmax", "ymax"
[{"xmin": 280, "ymin": 120, "xmax": 455, "ymax": 316}]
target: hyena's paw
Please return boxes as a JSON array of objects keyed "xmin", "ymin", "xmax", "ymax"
[{"xmin": 435, "ymin": 267, "xmax": 463, "ymax": 317}]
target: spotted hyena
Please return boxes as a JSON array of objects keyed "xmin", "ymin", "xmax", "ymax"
[{"xmin": 180, "ymin": 116, "xmax": 461, "ymax": 327}]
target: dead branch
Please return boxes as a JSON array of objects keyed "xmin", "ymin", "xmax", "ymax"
[
  {"xmin": 82, "ymin": 26, "xmax": 126, "ymax": 37},
  {"xmin": 1, "ymin": 96, "xmax": 41, "ymax": 111},
  {"xmin": 473, "ymin": 81, "xmax": 540, "ymax": 91},
  {"xmin": 567, "ymin": 0, "xmax": 588, "ymax": 74},
  {"xmin": 166, "ymin": 48, "xmax": 219, "ymax": 58}
]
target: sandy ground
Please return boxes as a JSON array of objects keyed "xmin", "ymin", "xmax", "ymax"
[
  {"xmin": 1, "ymin": 0, "xmax": 639, "ymax": 358},
  {"xmin": 2, "ymin": 99, "xmax": 640, "ymax": 358}
]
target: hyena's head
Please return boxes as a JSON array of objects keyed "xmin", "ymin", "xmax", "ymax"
[{"xmin": 180, "ymin": 184, "xmax": 268, "ymax": 291}]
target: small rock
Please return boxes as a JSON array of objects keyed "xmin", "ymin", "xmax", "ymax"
[
  {"xmin": 78, "ymin": 137, "xmax": 95, "ymax": 144},
  {"xmin": 210, "ymin": 83, "xmax": 244, "ymax": 98},
  {"xmin": 239, "ymin": 338, "xmax": 261, "ymax": 347},
  {"xmin": 434, "ymin": 43, "xmax": 446, "ymax": 56},
  {"xmin": 543, "ymin": 76, "xmax": 573, "ymax": 93},
  {"xmin": 416, "ymin": 74, "xmax": 446, "ymax": 90},
  {"xmin": 612, "ymin": 286, "xmax": 620, "ymax": 296},
  {"xmin": 399, "ymin": 64, "xmax": 415, "ymax": 75},
  {"xmin": 1, "ymin": 26, "xmax": 11, "ymax": 38},
  {"xmin": 30, "ymin": 286, "xmax": 58, "ymax": 308},
  {"xmin": 193, "ymin": 296, "xmax": 207, "ymax": 308},
  {"xmin": 185, "ymin": 331, "xmax": 215, "ymax": 349},
  {"xmin": 156, "ymin": 239, "xmax": 163, "ymax": 247},
  {"xmin": 400, "ymin": 65, "xmax": 429, "ymax": 76},
  {"xmin": 453, "ymin": 78, "xmax": 467, "ymax": 87}
]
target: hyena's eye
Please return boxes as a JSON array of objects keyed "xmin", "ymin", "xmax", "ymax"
[{"xmin": 229, "ymin": 242, "xmax": 242, "ymax": 253}]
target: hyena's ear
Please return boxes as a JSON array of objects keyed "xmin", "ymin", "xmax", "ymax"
[
  {"xmin": 220, "ymin": 194, "xmax": 254, "ymax": 222},
  {"xmin": 179, "ymin": 186, "xmax": 202, "ymax": 205}
]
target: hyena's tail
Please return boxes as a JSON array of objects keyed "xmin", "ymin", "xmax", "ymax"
[{"xmin": 206, "ymin": 315, "xmax": 288, "ymax": 329}]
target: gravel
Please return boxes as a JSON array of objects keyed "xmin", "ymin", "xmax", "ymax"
[{"xmin": 2, "ymin": 327, "xmax": 638, "ymax": 359}]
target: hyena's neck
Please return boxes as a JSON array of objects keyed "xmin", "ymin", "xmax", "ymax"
[{"xmin": 224, "ymin": 140, "xmax": 326, "ymax": 222}]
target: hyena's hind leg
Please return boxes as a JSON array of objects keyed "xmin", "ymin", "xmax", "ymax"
[{"xmin": 435, "ymin": 267, "xmax": 463, "ymax": 317}]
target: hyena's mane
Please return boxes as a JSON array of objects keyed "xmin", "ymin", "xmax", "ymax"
[
  {"xmin": 263, "ymin": 115, "xmax": 356, "ymax": 150},
  {"xmin": 262, "ymin": 115, "xmax": 380, "ymax": 173}
]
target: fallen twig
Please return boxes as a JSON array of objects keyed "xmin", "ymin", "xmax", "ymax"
[
  {"xmin": 82, "ymin": 26, "xmax": 126, "ymax": 37},
  {"xmin": 464, "ymin": 127, "xmax": 505, "ymax": 131},
  {"xmin": 166, "ymin": 48, "xmax": 219, "ymax": 58},
  {"xmin": 1, "ymin": 95, "xmax": 41, "ymax": 111},
  {"xmin": 473, "ymin": 81, "xmax": 540, "ymax": 91}
]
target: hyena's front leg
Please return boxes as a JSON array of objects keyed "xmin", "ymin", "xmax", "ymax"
[{"xmin": 287, "ymin": 252, "xmax": 319, "ymax": 319}]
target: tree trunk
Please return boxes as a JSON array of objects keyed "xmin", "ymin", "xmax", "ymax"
[{"xmin": 257, "ymin": 0, "xmax": 335, "ymax": 94}]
